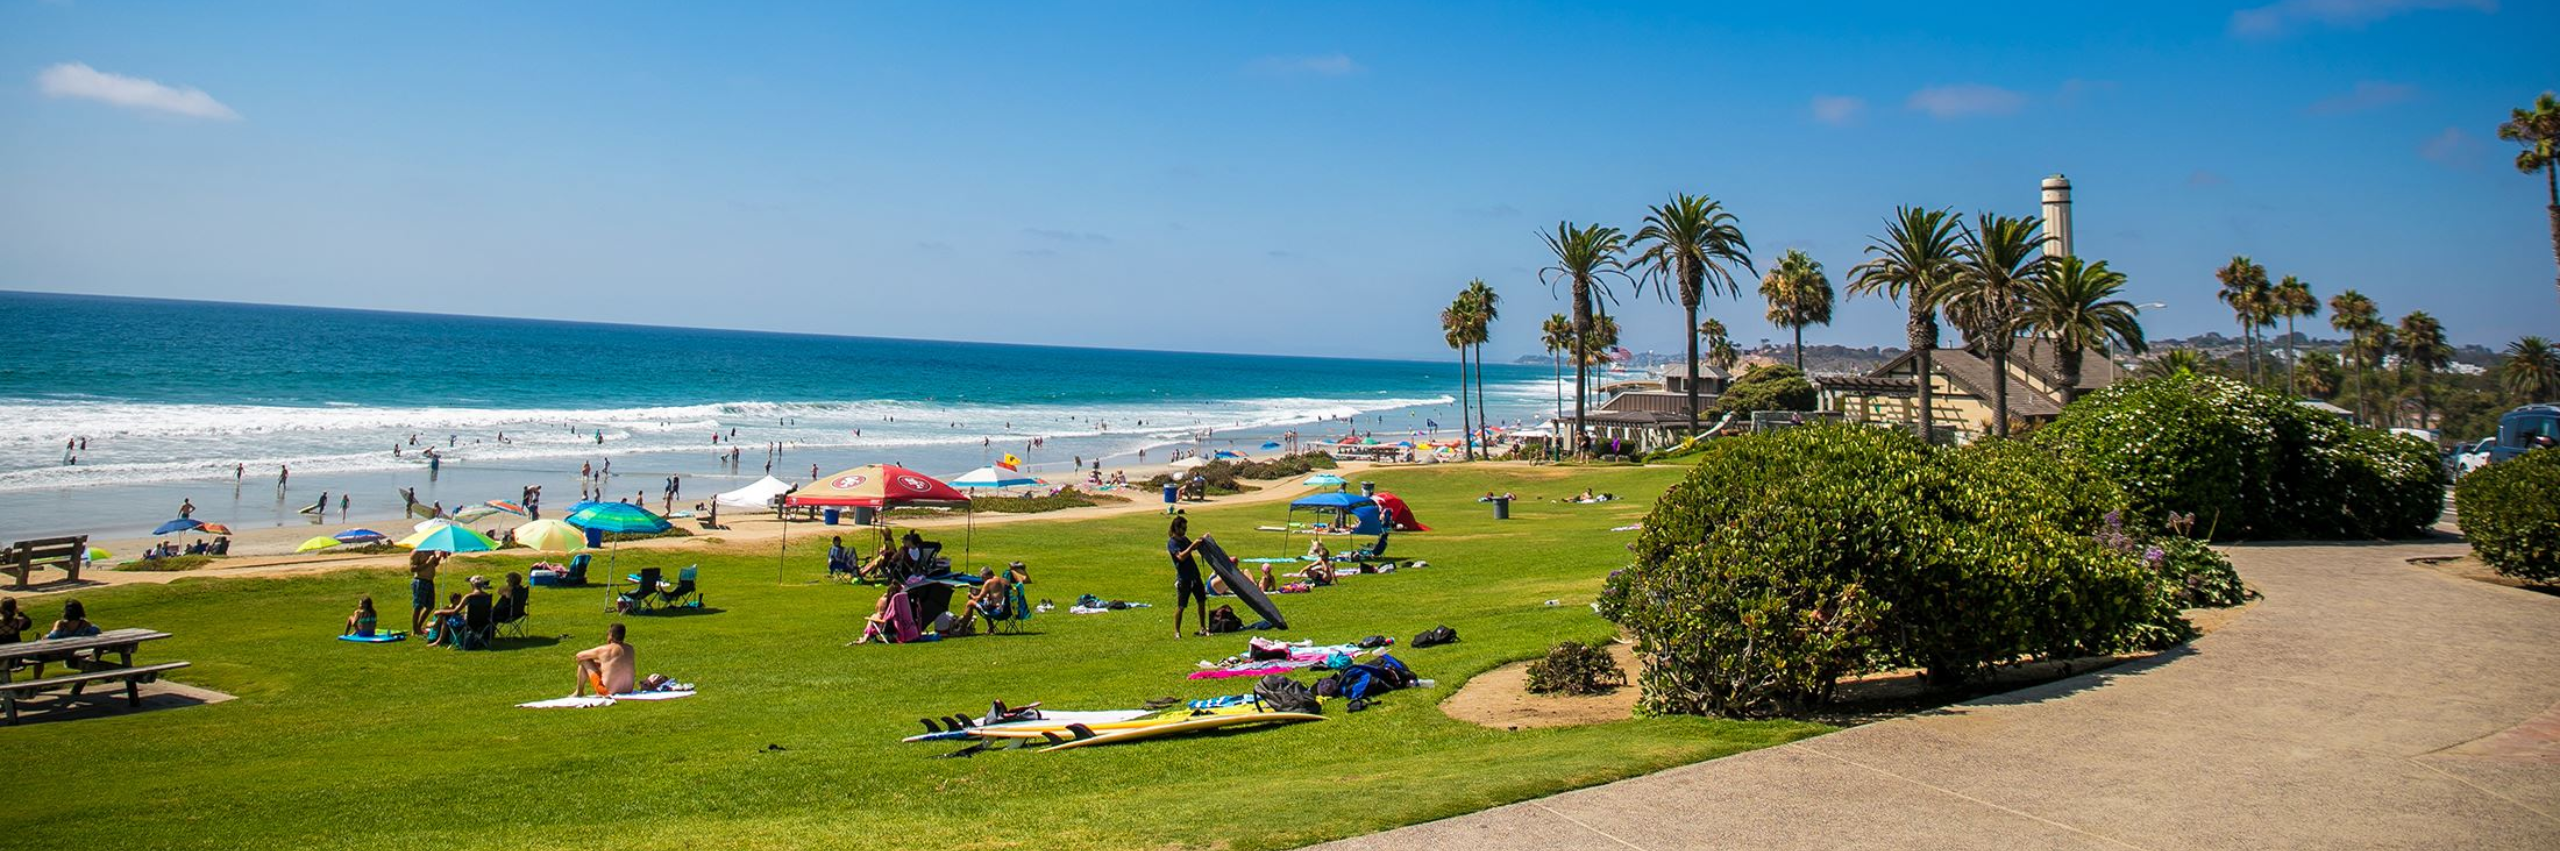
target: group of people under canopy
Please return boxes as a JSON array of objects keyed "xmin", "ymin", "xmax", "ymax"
[{"xmin": 852, "ymin": 558, "xmax": 1029, "ymax": 645}]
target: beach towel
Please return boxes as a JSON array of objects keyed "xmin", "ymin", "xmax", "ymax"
[
  {"xmin": 613, "ymin": 688, "xmax": 696, "ymax": 701},
  {"xmin": 337, "ymin": 632, "xmax": 407, "ymax": 643},
  {"xmin": 519, "ymin": 696, "xmax": 617, "ymax": 709}
]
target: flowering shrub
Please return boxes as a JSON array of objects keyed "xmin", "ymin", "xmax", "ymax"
[
  {"xmin": 2456, "ymin": 449, "xmax": 2560, "ymax": 582},
  {"xmin": 2033, "ymin": 374, "xmax": 2444, "ymax": 540},
  {"xmin": 1523, "ymin": 640, "xmax": 1628, "ymax": 695},
  {"xmin": 1600, "ymin": 425, "xmax": 2161, "ymax": 718}
]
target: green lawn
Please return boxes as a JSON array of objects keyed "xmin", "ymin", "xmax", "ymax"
[{"xmin": 4, "ymin": 463, "xmax": 1825, "ymax": 851}]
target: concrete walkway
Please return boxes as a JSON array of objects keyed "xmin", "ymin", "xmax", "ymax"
[{"xmin": 1317, "ymin": 537, "xmax": 2560, "ymax": 850}]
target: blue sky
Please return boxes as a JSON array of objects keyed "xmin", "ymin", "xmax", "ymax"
[{"xmin": 2, "ymin": 0, "xmax": 2553, "ymax": 360}]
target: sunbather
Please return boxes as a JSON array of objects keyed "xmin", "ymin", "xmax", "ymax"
[
  {"xmin": 571, "ymin": 622, "xmax": 636, "ymax": 696},
  {"xmin": 343, "ymin": 596, "xmax": 378, "ymax": 637}
]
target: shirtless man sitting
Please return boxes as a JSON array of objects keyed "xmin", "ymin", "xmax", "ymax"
[{"xmin": 572, "ymin": 623, "xmax": 636, "ymax": 696}]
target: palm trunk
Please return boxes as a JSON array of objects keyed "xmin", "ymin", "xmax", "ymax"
[
  {"xmin": 1684, "ymin": 300, "xmax": 1702, "ymax": 436},
  {"xmin": 1990, "ymin": 344, "xmax": 2012, "ymax": 438},
  {"xmin": 1456, "ymin": 344, "xmax": 1474, "ymax": 461},
  {"xmin": 2284, "ymin": 316, "xmax": 2298, "ymax": 397},
  {"xmin": 2347, "ymin": 334, "xmax": 2363, "ymax": 423},
  {"xmin": 2546, "ymin": 164, "xmax": 2558, "ymax": 309},
  {"xmin": 1793, "ymin": 323, "xmax": 1806, "ymax": 374},
  {"xmin": 2058, "ymin": 346, "xmax": 2083, "ymax": 403},
  {"xmin": 1572, "ymin": 287, "xmax": 1591, "ymax": 458},
  {"xmin": 1471, "ymin": 341, "xmax": 1488, "ymax": 458},
  {"xmin": 1910, "ymin": 305, "xmax": 1936, "ymax": 444}
]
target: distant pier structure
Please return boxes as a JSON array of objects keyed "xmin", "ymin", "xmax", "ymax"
[{"xmin": 2041, "ymin": 174, "xmax": 2073, "ymax": 259}]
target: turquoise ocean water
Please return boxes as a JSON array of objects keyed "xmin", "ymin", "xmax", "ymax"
[{"xmin": 0, "ymin": 291, "xmax": 1558, "ymax": 540}]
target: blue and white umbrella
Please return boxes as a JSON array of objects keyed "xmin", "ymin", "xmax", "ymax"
[{"xmin": 950, "ymin": 466, "xmax": 1046, "ymax": 489}]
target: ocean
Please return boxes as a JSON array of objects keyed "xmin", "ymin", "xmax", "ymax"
[{"xmin": 0, "ymin": 291, "xmax": 1562, "ymax": 540}]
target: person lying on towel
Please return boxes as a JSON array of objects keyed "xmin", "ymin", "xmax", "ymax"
[{"xmin": 572, "ymin": 622, "xmax": 637, "ymax": 697}]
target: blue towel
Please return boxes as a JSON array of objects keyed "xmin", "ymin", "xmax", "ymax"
[{"xmin": 338, "ymin": 632, "xmax": 406, "ymax": 643}]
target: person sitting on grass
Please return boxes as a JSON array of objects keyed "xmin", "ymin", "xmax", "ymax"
[
  {"xmin": 852, "ymin": 585, "xmax": 918, "ymax": 645},
  {"xmin": 0, "ymin": 597, "xmax": 31, "ymax": 644},
  {"xmin": 571, "ymin": 622, "xmax": 635, "ymax": 696},
  {"xmin": 343, "ymin": 596, "xmax": 379, "ymax": 637},
  {"xmin": 1259, "ymin": 563, "xmax": 1277, "ymax": 592},
  {"xmin": 45, "ymin": 599, "xmax": 101, "ymax": 640}
]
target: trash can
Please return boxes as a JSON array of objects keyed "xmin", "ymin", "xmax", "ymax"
[
  {"xmin": 822, "ymin": 508, "xmax": 841, "ymax": 526},
  {"xmin": 1163, "ymin": 483, "xmax": 1180, "ymax": 512},
  {"xmin": 853, "ymin": 506, "xmax": 876, "ymax": 526},
  {"xmin": 1491, "ymin": 496, "xmax": 1511, "ymax": 520},
  {"xmin": 1360, "ymin": 481, "xmax": 1376, "ymax": 497},
  {"xmin": 583, "ymin": 526, "xmax": 605, "ymax": 548}
]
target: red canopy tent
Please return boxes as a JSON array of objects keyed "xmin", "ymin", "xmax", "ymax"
[
  {"xmin": 784, "ymin": 465, "xmax": 979, "ymax": 576},
  {"xmin": 1369, "ymin": 491, "xmax": 1431, "ymax": 532}
]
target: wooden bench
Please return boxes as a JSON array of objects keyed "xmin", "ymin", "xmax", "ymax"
[
  {"xmin": 4, "ymin": 535, "xmax": 88, "ymax": 589},
  {"xmin": 0, "ymin": 661, "xmax": 191, "ymax": 724}
]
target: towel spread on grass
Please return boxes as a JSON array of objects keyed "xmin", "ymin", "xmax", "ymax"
[
  {"xmin": 337, "ymin": 632, "xmax": 407, "ymax": 643},
  {"xmin": 517, "ymin": 687, "xmax": 697, "ymax": 709}
]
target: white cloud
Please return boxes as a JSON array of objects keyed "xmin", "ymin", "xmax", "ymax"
[
  {"xmin": 2229, "ymin": 0, "xmax": 2496, "ymax": 38},
  {"xmin": 36, "ymin": 62, "xmax": 239, "ymax": 120},
  {"xmin": 2307, "ymin": 80, "xmax": 2418, "ymax": 115},
  {"xmin": 1905, "ymin": 84, "xmax": 2025, "ymax": 120},
  {"xmin": 1247, "ymin": 53, "xmax": 1363, "ymax": 77},
  {"xmin": 1809, "ymin": 95, "xmax": 1866, "ymax": 126},
  {"xmin": 2419, "ymin": 126, "xmax": 2481, "ymax": 167}
]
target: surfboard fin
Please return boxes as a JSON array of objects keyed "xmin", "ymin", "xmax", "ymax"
[
  {"xmin": 1064, "ymin": 723, "xmax": 1095, "ymax": 741},
  {"xmin": 919, "ymin": 718, "xmax": 943, "ymax": 734}
]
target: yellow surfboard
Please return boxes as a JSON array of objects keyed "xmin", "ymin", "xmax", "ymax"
[
  {"xmin": 965, "ymin": 703, "xmax": 1267, "ymax": 739},
  {"xmin": 1037, "ymin": 711, "xmax": 1325, "ymax": 752}
]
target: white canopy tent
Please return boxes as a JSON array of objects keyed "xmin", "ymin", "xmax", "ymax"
[{"xmin": 714, "ymin": 475, "xmax": 793, "ymax": 510}]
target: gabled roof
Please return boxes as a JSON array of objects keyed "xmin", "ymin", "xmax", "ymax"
[
  {"xmin": 1660, "ymin": 362, "xmax": 1732, "ymax": 380},
  {"xmin": 1598, "ymin": 391, "xmax": 1708, "ymax": 415}
]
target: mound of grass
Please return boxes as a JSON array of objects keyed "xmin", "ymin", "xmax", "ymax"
[{"xmin": 113, "ymin": 554, "xmax": 222, "ymax": 572}]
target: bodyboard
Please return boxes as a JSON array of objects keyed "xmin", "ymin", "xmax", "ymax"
[
  {"xmin": 1198, "ymin": 535, "xmax": 1286, "ymax": 630},
  {"xmin": 336, "ymin": 632, "xmax": 406, "ymax": 643}
]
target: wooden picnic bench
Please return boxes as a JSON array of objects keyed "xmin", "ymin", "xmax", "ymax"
[
  {"xmin": 3, "ymin": 535, "xmax": 87, "ymax": 589},
  {"xmin": 0, "ymin": 628, "xmax": 188, "ymax": 724}
]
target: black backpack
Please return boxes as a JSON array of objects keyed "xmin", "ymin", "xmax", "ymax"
[
  {"xmin": 1413, "ymin": 625, "xmax": 1458, "ymax": 648},
  {"xmin": 1206, "ymin": 605, "xmax": 1245, "ymax": 634},
  {"xmin": 1253, "ymin": 674, "xmax": 1320, "ymax": 714}
]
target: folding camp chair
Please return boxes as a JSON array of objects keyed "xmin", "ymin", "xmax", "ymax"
[
  {"xmin": 1342, "ymin": 531, "xmax": 1393, "ymax": 565},
  {"xmin": 447, "ymin": 593, "xmax": 495, "ymax": 651},
  {"xmin": 989, "ymin": 581, "xmax": 1032, "ymax": 635},
  {"xmin": 562, "ymin": 553, "xmax": 592, "ymax": 586},
  {"xmin": 620, "ymin": 567, "xmax": 662, "ymax": 613},
  {"xmin": 656, "ymin": 566, "xmax": 702, "ymax": 609},
  {"xmin": 495, "ymin": 584, "xmax": 531, "ymax": 638}
]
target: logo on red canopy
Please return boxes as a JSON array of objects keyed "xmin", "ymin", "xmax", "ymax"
[
  {"xmin": 896, "ymin": 475, "xmax": 931, "ymax": 492},
  {"xmin": 831, "ymin": 475, "xmax": 869, "ymax": 489}
]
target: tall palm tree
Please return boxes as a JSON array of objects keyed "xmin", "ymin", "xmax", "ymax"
[
  {"xmin": 2020, "ymin": 255, "xmax": 2147, "ymax": 398},
  {"xmin": 1440, "ymin": 295, "xmax": 1478, "ymax": 459},
  {"xmin": 2272, "ymin": 275, "xmax": 2318, "ymax": 397},
  {"xmin": 2502, "ymin": 336, "xmax": 2560, "ymax": 403},
  {"xmin": 1700, "ymin": 318, "xmax": 1738, "ymax": 371},
  {"xmin": 2327, "ymin": 289, "xmax": 2381, "ymax": 423},
  {"xmin": 2215, "ymin": 256, "xmax": 2273, "ymax": 386},
  {"xmin": 1631, "ymin": 194, "xmax": 1754, "ymax": 436},
  {"xmin": 2499, "ymin": 92, "xmax": 2560, "ymax": 307},
  {"xmin": 1848, "ymin": 207, "xmax": 1962, "ymax": 442},
  {"xmin": 1933, "ymin": 213, "xmax": 2047, "ymax": 437},
  {"xmin": 2396, "ymin": 311, "xmax": 2452, "ymax": 428},
  {"xmin": 1463, "ymin": 279, "xmax": 1501, "ymax": 454},
  {"xmin": 1539, "ymin": 222, "xmax": 1630, "ymax": 456},
  {"xmin": 1540, "ymin": 313, "xmax": 1573, "ymax": 424},
  {"xmin": 1760, "ymin": 248, "xmax": 1834, "ymax": 374}
]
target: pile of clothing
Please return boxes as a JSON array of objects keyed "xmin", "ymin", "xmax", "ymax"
[
  {"xmin": 1068, "ymin": 593, "xmax": 1152, "ymax": 615},
  {"xmin": 1189, "ymin": 636, "xmax": 1393, "ymax": 680}
]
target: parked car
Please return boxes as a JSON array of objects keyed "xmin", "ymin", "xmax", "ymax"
[
  {"xmin": 2450, "ymin": 438, "xmax": 2494, "ymax": 479},
  {"xmin": 2488, "ymin": 403, "xmax": 2560, "ymax": 464}
]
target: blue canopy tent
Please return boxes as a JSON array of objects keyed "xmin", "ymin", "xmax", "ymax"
[{"xmin": 1281, "ymin": 490, "xmax": 1379, "ymax": 557}]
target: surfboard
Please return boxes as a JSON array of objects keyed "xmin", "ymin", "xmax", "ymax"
[
  {"xmin": 961, "ymin": 703, "xmax": 1265, "ymax": 739},
  {"xmin": 1037, "ymin": 711, "xmax": 1324, "ymax": 752},
  {"xmin": 1197, "ymin": 535, "xmax": 1287, "ymax": 630},
  {"xmin": 901, "ymin": 709, "xmax": 1155, "ymax": 742}
]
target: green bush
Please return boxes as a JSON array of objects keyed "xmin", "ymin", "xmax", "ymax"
[
  {"xmin": 2033, "ymin": 373, "xmax": 2445, "ymax": 540},
  {"xmin": 2456, "ymin": 449, "xmax": 2560, "ymax": 582},
  {"xmin": 1137, "ymin": 452, "xmax": 1336, "ymax": 493},
  {"xmin": 1523, "ymin": 640, "xmax": 1628, "ymax": 695},
  {"xmin": 1714, "ymin": 364, "xmax": 1818, "ymax": 415},
  {"xmin": 1599, "ymin": 425, "xmax": 2161, "ymax": 717},
  {"xmin": 2148, "ymin": 536, "xmax": 2252, "ymax": 609}
]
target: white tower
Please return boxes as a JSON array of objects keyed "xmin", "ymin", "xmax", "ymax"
[{"xmin": 2040, "ymin": 174, "xmax": 2073, "ymax": 259}]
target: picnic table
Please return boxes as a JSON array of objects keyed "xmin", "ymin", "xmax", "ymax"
[{"xmin": 0, "ymin": 628, "xmax": 189, "ymax": 724}]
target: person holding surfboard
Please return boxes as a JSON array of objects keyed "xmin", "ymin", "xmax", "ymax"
[{"xmin": 1166, "ymin": 515, "xmax": 1210, "ymax": 638}]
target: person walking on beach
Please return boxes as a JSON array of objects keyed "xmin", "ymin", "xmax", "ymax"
[
  {"xmin": 236, "ymin": 463, "xmax": 244, "ymax": 483},
  {"xmin": 1165, "ymin": 515, "xmax": 1211, "ymax": 639},
  {"xmin": 278, "ymin": 465, "xmax": 289, "ymax": 487},
  {"xmin": 339, "ymin": 493, "xmax": 350, "ymax": 521}
]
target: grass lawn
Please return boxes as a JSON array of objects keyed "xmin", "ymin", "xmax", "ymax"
[{"xmin": 4, "ymin": 463, "xmax": 1825, "ymax": 850}]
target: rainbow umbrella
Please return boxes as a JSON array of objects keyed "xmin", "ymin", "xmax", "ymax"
[
  {"xmin": 404, "ymin": 524, "xmax": 498, "ymax": 553},
  {"xmin": 483, "ymin": 500, "xmax": 529, "ymax": 517}
]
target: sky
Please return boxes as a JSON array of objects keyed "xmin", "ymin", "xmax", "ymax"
[{"xmin": 2, "ymin": 0, "xmax": 2554, "ymax": 362}]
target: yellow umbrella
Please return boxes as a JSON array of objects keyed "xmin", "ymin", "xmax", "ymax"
[
  {"xmin": 510, "ymin": 518, "xmax": 586, "ymax": 552},
  {"xmin": 296, "ymin": 536, "xmax": 344, "ymax": 553}
]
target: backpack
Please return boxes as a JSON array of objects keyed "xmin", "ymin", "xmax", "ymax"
[
  {"xmin": 1206, "ymin": 605, "xmax": 1244, "ymax": 634},
  {"xmin": 1412, "ymin": 625, "xmax": 1458, "ymax": 648},
  {"xmin": 1253, "ymin": 674, "xmax": 1320, "ymax": 714}
]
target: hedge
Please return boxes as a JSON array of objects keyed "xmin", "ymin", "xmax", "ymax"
[{"xmin": 2456, "ymin": 449, "xmax": 2560, "ymax": 582}]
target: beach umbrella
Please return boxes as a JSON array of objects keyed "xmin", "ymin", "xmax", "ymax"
[
  {"xmin": 196, "ymin": 523, "xmax": 233, "ymax": 536},
  {"xmin": 1303, "ymin": 473, "xmax": 1347, "ymax": 487},
  {"xmin": 948, "ymin": 466, "xmax": 1048, "ymax": 565},
  {"xmin": 1260, "ymin": 441, "xmax": 1282, "ymax": 450},
  {"xmin": 87, "ymin": 547, "xmax": 112, "ymax": 561},
  {"xmin": 414, "ymin": 517, "xmax": 455, "ymax": 534},
  {"xmin": 1212, "ymin": 450, "xmax": 1245, "ymax": 459},
  {"xmin": 451, "ymin": 505, "xmax": 502, "ymax": 522},
  {"xmin": 510, "ymin": 518, "xmax": 587, "ymax": 552},
  {"xmin": 152, "ymin": 518, "xmax": 203, "ymax": 536},
  {"xmin": 407, "ymin": 524, "xmax": 499, "ymax": 554},
  {"xmin": 296, "ymin": 536, "xmax": 344, "ymax": 553},
  {"xmin": 567, "ymin": 502, "xmax": 671, "ymax": 602},
  {"xmin": 334, "ymin": 529, "xmax": 388, "ymax": 544},
  {"xmin": 483, "ymin": 500, "xmax": 529, "ymax": 517}
]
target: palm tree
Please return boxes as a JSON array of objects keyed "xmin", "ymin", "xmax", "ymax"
[
  {"xmin": 2215, "ymin": 256, "xmax": 2273, "ymax": 386},
  {"xmin": 2328, "ymin": 289, "xmax": 2382, "ymax": 423},
  {"xmin": 1760, "ymin": 249, "xmax": 1834, "ymax": 374},
  {"xmin": 1463, "ymin": 279, "xmax": 1500, "ymax": 454},
  {"xmin": 2298, "ymin": 350, "xmax": 2343, "ymax": 399},
  {"xmin": 2272, "ymin": 275, "xmax": 2318, "ymax": 397},
  {"xmin": 1933, "ymin": 213, "xmax": 2047, "ymax": 437},
  {"xmin": 1848, "ymin": 207, "xmax": 1962, "ymax": 442},
  {"xmin": 1540, "ymin": 313, "xmax": 1573, "ymax": 424},
  {"xmin": 2020, "ymin": 255, "xmax": 2147, "ymax": 398},
  {"xmin": 2499, "ymin": 92, "xmax": 2560, "ymax": 307},
  {"xmin": 2502, "ymin": 336, "xmax": 2560, "ymax": 403},
  {"xmin": 1631, "ymin": 194, "xmax": 1754, "ymax": 436},
  {"xmin": 1700, "ymin": 318, "xmax": 1738, "ymax": 371},
  {"xmin": 2396, "ymin": 311, "xmax": 2452, "ymax": 428},
  {"xmin": 1440, "ymin": 294, "xmax": 1478, "ymax": 460},
  {"xmin": 2141, "ymin": 348, "xmax": 2210, "ymax": 379},
  {"xmin": 1539, "ymin": 222, "xmax": 1630, "ymax": 456}
]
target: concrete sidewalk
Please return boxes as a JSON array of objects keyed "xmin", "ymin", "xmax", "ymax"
[{"xmin": 1315, "ymin": 537, "xmax": 2560, "ymax": 850}]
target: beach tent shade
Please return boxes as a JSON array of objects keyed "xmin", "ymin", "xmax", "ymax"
[
  {"xmin": 1289, "ymin": 491, "xmax": 1372, "ymax": 511},
  {"xmin": 511, "ymin": 518, "xmax": 587, "ymax": 552},
  {"xmin": 296, "ymin": 536, "xmax": 343, "ymax": 553},
  {"xmin": 715, "ymin": 475, "xmax": 794, "ymax": 509},
  {"xmin": 403, "ymin": 524, "xmax": 498, "ymax": 553},
  {"xmin": 1369, "ymin": 491, "xmax": 1431, "ymax": 532},
  {"xmin": 788, "ymin": 465, "xmax": 968, "ymax": 508},
  {"xmin": 1348, "ymin": 504, "xmax": 1384, "ymax": 536},
  {"xmin": 950, "ymin": 466, "xmax": 1045, "ymax": 489},
  {"xmin": 152, "ymin": 518, "xmax": 202, "ymax": 536},
  {"xmin": 567, "ymin": 503, "xmax": 672, "ymax": 535}
]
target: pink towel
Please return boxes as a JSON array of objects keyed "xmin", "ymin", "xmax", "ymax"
[{"xmin": 1187, "ymin": 662, "xmax": 1310, "ymax": 680}]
